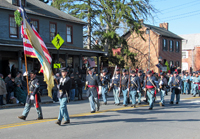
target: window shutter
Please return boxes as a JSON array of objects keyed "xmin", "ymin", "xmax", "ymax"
[
  {"xmin": 165, "ymin": 39, "xmax": 168, "ymax": 51},
  {"xmin": 172, "ymin": 40, "xmax": 174, "ymax": 52}
]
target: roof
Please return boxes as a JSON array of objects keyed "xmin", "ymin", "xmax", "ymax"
[
  {"xmin": 122, "ymin": 23, "xmax": 183, "ymax": 40},
  {"xmin": 0, "ymin": 39, "xmax": 107, "ymax": 55},
  {"xmin": 0, "ymin": 0, "xmax": 86, "ymax": 25},
  {"xmin": 143, "ymin": 23, "xmax": 183, "ymax": 40},
  {"xmin": 179, "ymin": 34, "xmax": 200, "ymax": 50}
]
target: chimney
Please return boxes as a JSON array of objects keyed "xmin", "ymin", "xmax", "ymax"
[{"xmin": 159, "ymin": 23, "xmax": 169, "ymax": 30}]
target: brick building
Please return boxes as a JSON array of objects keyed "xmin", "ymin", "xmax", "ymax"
[
  {"xmin": 180, "ymin": 34, "xmax": 200, "ymax": 72},
  {"xmin": 122, "ymin": 21, "xmax": 182, "ymax": 73}
]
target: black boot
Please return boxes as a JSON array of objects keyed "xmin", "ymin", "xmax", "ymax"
[
  {"xmin": 18, "ymin": 115, "xmax": 26, "ymax": 120},
  {"xmin": 55, "ymin": 120, "xmax": 61, "ymax": 125}
]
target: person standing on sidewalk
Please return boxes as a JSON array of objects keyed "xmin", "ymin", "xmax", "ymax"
[
  {"xmin": 18, "ymin": 70, "xmax": 43, "ymax": 120},
  {"xmin": 55, "ymin": 67, "xmax": 71, "ymax": 125},
  {"xmin": 0, "ymin": 74, "xmax": 7, "ymax": 105}
]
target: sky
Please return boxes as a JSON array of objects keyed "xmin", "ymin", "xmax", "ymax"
[{"xmin": 147, "ymin": 0, "xmax": 200, "ymax": 35}]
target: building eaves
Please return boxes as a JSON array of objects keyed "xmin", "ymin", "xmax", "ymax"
[{"xmin": 0, "ymin": 0, "xmax": 87, "ymax": 25}]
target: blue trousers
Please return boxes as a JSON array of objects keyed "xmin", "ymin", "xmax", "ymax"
[
  {"xmin": 192, "ymin": 84, "xmax": 199, "ymax": 96},
  {"xmin": 113, "ymin": 88, "xmax": 120, "ymax": 104},
  {"xmin": 129, "ymin": 90, "xmax": 137, "ymax": 105},
  {"xmin": 137, "ymin": 91, "xmax": 142, "ymax": 103},
  {"xmin": 170, "ymin": 88, "xmax": 180, "ymax": 103},
  {"xmin": 88, "ymin": 91, "xmax": 100, "ymax": 111},
  {"xmin": 58, "ymin": 97, "xmax": 70, "ymax": 122},
  {"xmin": 122, "ymin": 89, "xmax": 128, "ymax": 105},
  {"xmin": 183, "ymin": 82, "xmax": 190, "ymax": 94},
  {"xmin": 101, "ymin": 86, "xmax": 108, "ymax": 103},
  {"xmin": 22, "ymin": 103, "xmax": 43, "ymax": 118},
  {"xmin": 70, "ymin": 89, "xmax": 75, "ymax": 101},
  {"xmin": 52, "ymin": 90, "xmax": 58, "ymax": 102},
  {"xmin": 160, "ymin": 90, "xmax": 165, "ymax": 104},
  {"xmin": 190, "ymin": 83, "xmax": 193, "ymax": 94},
  {"xmin": 147, "ymin": 89, "xmax": 155, "ymax": 109}
]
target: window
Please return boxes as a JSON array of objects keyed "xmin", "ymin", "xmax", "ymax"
[
  {"xmin": 182, "ymin": 51, "xmax": 188, "ymax": 59},
  {"xmin": 13, "ymin": 0, "xmax": 25, "ymax": 6},
  {"xmin": 67, "ymin": 57, "xmax": 73, "ymax": 67},
  {"xmin": 31, "ymin": 19, "xmax": 39, "ymax": 32},
  {"xmin": 50, "ymin": 22, "xmax": 57, "ymax": 41},
  {"xmin": 175, "ymin": 41, "xmax": 180, "ymax": 52},
  {"xmin": 66, "ymin": 25, "xmax": 73, "ymax": 43},
  {"xmin": 169, "ymin": 61, "xmax": 173, "ymax": 66},
  {"xmin": 169, "ymin": 40, "xmax": 174, "ymax": 52},
  {"xmin": 163, "ymin": 39, "xmax": 168, "ymax": 51},
  {"xmin": 9, "ymin": 15, "xmax": 18, "ymax": 38},
  {"xmin": 175, "ymin": 61, "xmax": 180, "ymax": 67}
]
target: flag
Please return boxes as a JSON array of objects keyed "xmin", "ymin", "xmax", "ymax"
[
  {"xmin": 88, "ymin": 58, "xmax": 96, "ymax": 67},
  {"xmin": 19, "ymin": 5, "xmax": 54, "ymax": 98}
]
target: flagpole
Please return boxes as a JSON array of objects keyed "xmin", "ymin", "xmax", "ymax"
[{"xmin": 24, "ymin": 54, "xmax": 30, "ymax": 95}]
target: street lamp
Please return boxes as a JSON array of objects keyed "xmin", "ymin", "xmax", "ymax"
[{"xmin": 146, "ymin": 27, "xmax": 151, "ymax": 70}]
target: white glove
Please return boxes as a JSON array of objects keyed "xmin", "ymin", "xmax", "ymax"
[
  {"xmin": 159, "ymin": 81, "xmax": 163, "ymax": 86},
  {"xmin": 158, "ymin": 88, "xmax": 160, "ymax": 92},
  {"xmin": 23, "ymin": 71, "xmax": 28, "ymax": 76},
  {"xmin": 86, "ymin": 81, "xmax": 88, "ymax": 85},
  {"xmin": 30, "ymin": 95, "xmax": 34, "ymax": 100},
  {"xmin": 137, "ymin": 90, "xmax": 140, "ymax": 93},
  {"xmin": 98, "ymin": 86, "xmax": 102, "ymax": 95},
  {"xmin": 118, "ymin": 87, "xmax": 121, "ymax": 92},
  {"xmin": 110, "ymin": 83, "xmax": 113, "ymax": 87},
  {"xmin": 178, "ymin": 87, "xmax": 181, "ymax": 90},
  {"xmin": 143, "ymin": 87, "xmax": 146, "ymax": 91},
  {"xmin": 127, "ymin": 88, "xmax": 129, "ymax": 92},
  {"xmin": 57, "ymin": 85, "xmax": 60, "ymax": 89},
  {"xmin": 112, "ymin": 77, "xmax": 114, "ymax": 80}
]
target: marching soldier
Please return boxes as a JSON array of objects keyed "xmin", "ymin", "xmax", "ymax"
[
  {"xmin": 158, "ymin": 72, "xmax": 168, "ymax": 106},
  {"xmin": 137, "ymin": 70, "xmax": 144, "ymax": 105},
  {"xmin": 101, "ymin": 69, "xmax": 110, "ymax": 105},
  {"xmin": 189, "ymin": 73, "xmax": 194, "ymax": 95},
  {"xmin": 192, "ymin": 72, "xmax": 200, "ymax": 97},
  {"xmin": 182, "ymin": 72, "xmax": 190, "ymax": 94},
  {"xmin": 86, "ymin": 67, "xmax": 102, "ymax": 113},
  {"xmin": 144, "ymin": 70, "xmax": 158, "ymax": 110},
  {"xmin": 110, "ymin": 68, "xmax": 121, "ymax": 105},
  {"xmin": 121, "ymin": 69, "xmax": 129, "ymax": 106},
  {"xmin": 18, "ymin": 70, "xmax": 43, "ymax": 120},
  {"xmin": 55, "ymin": 67, "xmax": 71, "ymax": 125},
  {"xmin": 169, "ymin": 71, "xmax": 182, "ymax": 104},
  {"xmin": 129, "ymin": 70, "xmax": 140, "ymax": 107}
]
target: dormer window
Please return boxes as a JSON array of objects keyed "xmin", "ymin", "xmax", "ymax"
[{"xmin": 13, "ymin": 0, "xmax": 25, "ymax": 6}]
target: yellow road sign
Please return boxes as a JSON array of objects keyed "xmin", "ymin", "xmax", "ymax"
[
  {"xmin": 51, "ymin": 34, "xmax": 64, "ymax": 50},
  {"xmin": 53, "ymin": 63, "xmax": 61, "ymax": 69}
]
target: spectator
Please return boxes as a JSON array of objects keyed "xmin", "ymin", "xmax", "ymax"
[
  {"xmin": 76, "ymin": 74, "xmax": 83, "ymax": 100},
  {"xmin": 6, "ymin": 77, "xmax": 16, "ymax": 104},
  {"xmin": 4, "ymin": 73, "xmax": 11, "ymax": 84},
  {"xmin": 15, "ymin": 72, "xmax": 22, "ymax": 88},
  {"xmin": 70, "ymin": 74, "xmax": 76, "ymax": 101},
  {"xmin": 5, "ymin": 63, "xmax": 10, "ymax": 77},
  {"xmin": 0, "ymin": 74, "xmax": 7, "ymax": 105},
  {"xmin": 11, "ymin": 64, "xmax": 17, "ymax": 78}
]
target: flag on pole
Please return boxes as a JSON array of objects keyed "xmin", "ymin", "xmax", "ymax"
[{"xmin": 19, "ymin": 5, "xmax": 54, "ymax": 98}]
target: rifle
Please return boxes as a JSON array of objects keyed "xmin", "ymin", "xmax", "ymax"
[
  {"xmin": 127, "ymin": 67, "xmax": 131, "ymax": 97},
  {"xmin": 118, "ymin": 68, "xmax": 122, "ymax": 97},
  {"xmin": 108, "ymin": 65, "xmax": 117, "ymax": 92},
  {"xmin": 84, "ymin": 68, "xmax": 88, "ymax": 90}
]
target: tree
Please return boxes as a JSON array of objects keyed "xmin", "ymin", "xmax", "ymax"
[{"xmin": 51, "ymin": 0, "xmax": 155, "ymax": 68}]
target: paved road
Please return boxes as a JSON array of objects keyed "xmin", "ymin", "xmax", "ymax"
[{"xmin": 0, "ymin": 93, "xmax": 200, "ymax": 139}]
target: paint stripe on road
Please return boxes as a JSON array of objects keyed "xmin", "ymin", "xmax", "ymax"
[{"xmin": 0, "ymin": 96, "xmax": 199, "ymax": 130}]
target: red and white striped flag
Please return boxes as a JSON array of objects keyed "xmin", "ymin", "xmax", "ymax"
[{"xmin": 21, "ymin": 25, "xmax": 52, "ymax": 72}]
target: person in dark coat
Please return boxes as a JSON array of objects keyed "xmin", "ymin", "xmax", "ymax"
[
  {"xmin": 18, "ymin": 70, "xmax": 43, "ymax": 120},
  {"xmin": 11, "ymin": 64, "xmax": 17, "ymax": 78},
  {"xmin": 6, "ymin": 77, "xmax": 16, "ymax": 104},
  {"xmin": 76, "ymin": 74, "xmax": 83, "ymax": 100}
]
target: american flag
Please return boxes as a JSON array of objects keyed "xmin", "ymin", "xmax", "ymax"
[
  {"xmin": 21, "ymin": 24, "xmax": 52, "ymax": 72},
  {"xmin": 88, "ymin": 58, "xmax": 96, "ymax": 67}
]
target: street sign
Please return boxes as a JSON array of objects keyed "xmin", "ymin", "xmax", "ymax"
[
  {"xmin": 51, "ymin": 34, "xmax": 64, "ymax": 50},
  {"xmin": 53, "ymin": 63, "xmax": 61, "ymax": 69}
]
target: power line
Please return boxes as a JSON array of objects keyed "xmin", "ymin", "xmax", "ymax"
[
  {"xmin": 166, "ymin": 12, "xmax": 200, "ymax": 21},
  {"xmin": 160, "ymin": 0, "xmax": 200, "ymax": 11}
]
